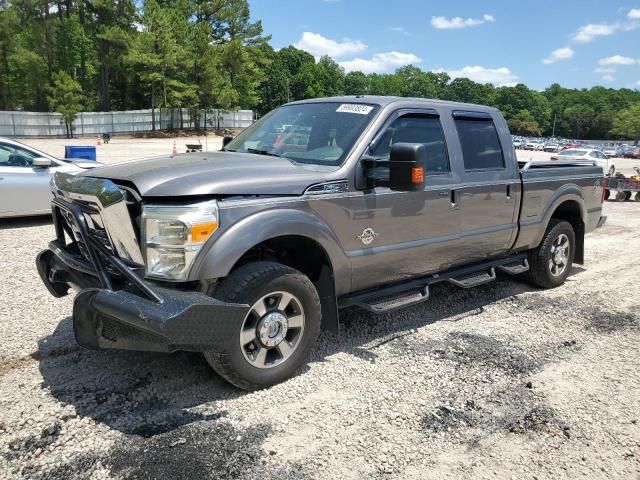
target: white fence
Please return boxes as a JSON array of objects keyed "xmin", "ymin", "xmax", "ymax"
[{"xmin": 0, "ymin": 108, "xmax": 255, "ymax": 137}]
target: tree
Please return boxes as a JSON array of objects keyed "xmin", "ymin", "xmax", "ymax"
[
  {"xmin": 48, "ymin": 71, "xmax": 83, "ymax": 138},
  {"xmin": 508, "ymin": 110, "xmax": 542, "ymax": 136},
  {"xmin": 564, "ymin": 105, "xmax": 594, "ymax": 139},
  {"xmin": 611, "ymin": 103, "xmax": 640, "ymax": 144}
]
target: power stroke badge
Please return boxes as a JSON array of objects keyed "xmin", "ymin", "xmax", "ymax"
[{"xmin": 357, "ymin": 227, "xmax": 379, "ymax": 245}]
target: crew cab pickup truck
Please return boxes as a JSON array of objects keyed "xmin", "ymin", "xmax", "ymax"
[{"xmin": 37, "ymin": 96, "xmax": 606, "ymax": 390}]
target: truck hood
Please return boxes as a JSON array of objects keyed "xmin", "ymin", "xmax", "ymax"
[{"xmin": 84, "ymin": 152, "xmax": 336, "ymax": 197}]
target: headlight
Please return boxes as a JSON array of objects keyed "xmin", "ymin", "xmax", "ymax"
[{"xmin": 142, "ymin": 200, "xmax": 219, "ymax": 280}]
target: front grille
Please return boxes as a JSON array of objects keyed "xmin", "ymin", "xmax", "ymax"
[{"xmin": 58, "ymin": 202, "xmax": 115, "ymax": 263}]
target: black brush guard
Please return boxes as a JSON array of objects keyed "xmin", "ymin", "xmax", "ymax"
[{"xmin": 36, "ymin": 197, "xmax": 248, "ymax": 353}]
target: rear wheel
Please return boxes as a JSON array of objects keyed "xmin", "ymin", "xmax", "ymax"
[
  {"xmin": 603, "ymin": 189, "xmax": 610, "ymax": 200},
  {"xmin": 635, "ymin": 192, "xmax": 640, "ymax": 202},
  {"xmin": 524, "ymin": 220, "xmax": 575, "ymax": 289},
  {"xmin": 625, "ymin": 191, "xmax": 633, "ymax": 201},
  {"xmin": 204, "ymin": 261, "xmax": 321, "ymax": 390},
  {"xmin": 615, "ymin": 191, "xmax": 627, "ymax": 202}
]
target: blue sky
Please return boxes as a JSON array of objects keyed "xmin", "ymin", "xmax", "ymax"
[{"xmin": 250, "ymin": 0, "xmax": 640, "ymax": 90}]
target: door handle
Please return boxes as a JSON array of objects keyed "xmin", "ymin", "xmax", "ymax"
[
  {"xmin": 449, "ymin": 189, "xmax": 459, "ymax": 209},
  {"xmin": 438, "ymin": 191, "xmax": 449, "ymax": 197}
]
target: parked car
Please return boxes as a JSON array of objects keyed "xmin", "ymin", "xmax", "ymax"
[
  {"xmin": 550, "ymin": 148, "xmax": 615, "ymax": 175},
  {"xmin": 544, "ymin": 143, "xmax": 559, "ymax": 152},
  {"xmin": 513, "ymin": 139, "xmax": 524, "ymax": 149},
  {"xmin": 37, "ymin": 96, "xmax": 606, "ymax": 390},
  {"xmin": 602, "ymin": 147, "xmax": 622, "ymax": 158},
  {"xmin": 525, "ymin": 140, "xmax": 544, "ymax": 150},
  {"xmin": 0, "ymin": 138, "xmax": 102, "ymax": 218},
  {"xmin": 623, "ymin": 148, "xmax": 640, "ymax": 159}
]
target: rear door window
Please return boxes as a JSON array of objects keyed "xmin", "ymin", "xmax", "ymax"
[{"xmin": 454, "ymin": 117, "xmax": 505, "ymax": 170}]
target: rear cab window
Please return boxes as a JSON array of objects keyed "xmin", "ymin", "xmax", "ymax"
[{"xmin": 453, "ymin": 112, "xmax": 505, "ymax": 171}]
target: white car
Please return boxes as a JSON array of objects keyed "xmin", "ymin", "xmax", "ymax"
[
  {"xmin": 550, "ymin": 148, "xmax": 615, "ymax": 176},
  {"xmin": 0, "ymin": 137, "xmax": 102, "ymax": 218},
  {"xmin": 525, "ymin": 140, "xmax": 544, "ymax": 151},
  {"xmin": 543, "ymin": 143, "xmax": 559, "ymax": 152}
]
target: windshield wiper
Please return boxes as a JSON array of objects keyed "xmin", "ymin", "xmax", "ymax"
[{"xmin": 246, "ymin": 147, "xmax": 282, "ymax": 158}]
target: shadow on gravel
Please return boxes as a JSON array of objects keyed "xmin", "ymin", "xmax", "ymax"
[
  {"xmin": 35, "ymin": 422, "xmax": 310, "ymax": 480},
  {"xmin": 37, "ymin": 318, "xmax": 242, "ymax": 438},
  {"xmin": 0, "ymin": 215, "xmax": 52, "ymax": 230}
]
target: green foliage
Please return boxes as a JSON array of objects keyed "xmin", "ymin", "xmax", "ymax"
[
  {"xmin": 2, "ymin": 0, "xmax": 640, "ymax": 140},
  {"xmin": 611, "ymin": 103, "xmax": 640, "ymax": 143},
  {"xmin": 48, "ymin": 71, "xmax": 83, "ymax": 138}
]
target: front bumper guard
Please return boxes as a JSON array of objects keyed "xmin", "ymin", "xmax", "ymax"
[
  {"xmin": 37, "ymin": 194, "xmax": 249, "ymax": 353},
  {"xmin": 72, "ymin": 287, "xmax": 248, "ymax": 353}
]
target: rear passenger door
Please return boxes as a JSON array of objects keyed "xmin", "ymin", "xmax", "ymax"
[{"xmin": 450, "ymin": 111, "xmax": 519, "ymax": 261}]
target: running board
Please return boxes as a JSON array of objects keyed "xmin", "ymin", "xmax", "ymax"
[
  {"xmin": 358, "ymin": 287, "xmax": 429, "ymax": 313},
  {"xmin": 497, "ymin": 258, "xmax": 529, "ymax": 275},
  {"xmin": 448, "ymin": 268, "xmax": 496, "ymax": 289},
  {"xmin": 339, "ymin": 253, "xmax": 528, "ymax": 313}
]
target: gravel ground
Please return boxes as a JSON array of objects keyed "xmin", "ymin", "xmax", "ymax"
[{"xmin": 0, "ymin": 145, "xmax": 639, "ymax": 478}]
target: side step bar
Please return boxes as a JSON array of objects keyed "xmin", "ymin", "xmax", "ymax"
[
  {"xmin": 357, "ymin": 287, "xmax": 429, "ymax": 314},
  {"xmin": 497, "ymin": 258, "xmax": 529, "ymax": 275},
  {"xmin": 448, "ymin": 268, "xmax": 496, "ymax": 289},
  {"xmin": 340, "ymin": 253, "xmax": 529, "ymax": 313}
]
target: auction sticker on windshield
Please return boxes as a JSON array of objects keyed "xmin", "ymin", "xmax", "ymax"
[{"xmin": 336, "ymin": 104, "xmax": 374, "ymax": 115}]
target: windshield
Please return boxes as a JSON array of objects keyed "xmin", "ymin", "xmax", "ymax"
[
  {"xmin": 224, "ymin": 102, "xmax": 379, "ymax": 166},
  {"xmin": 559, "ymin": 149, "xmax": 587, "ymax": 156}
]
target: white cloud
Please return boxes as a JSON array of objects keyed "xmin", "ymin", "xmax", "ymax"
[
  {"xmin": 571, "ymin": 23, "xmax": 619, "ymax": 43},
  {"xmin": 595, "ymin": 67, "xmax": 616, "ymax": 73},
  {"xmin": 339, "ymin": 51, "xmax": 422, "ymax": 74},
  {"xmin": 542, "ymin": 47, "xmax": 574, "ymax": 64},
  {"xmin": 388, "ymin": 26, "xmax": 410, "ymax": 36},
  {"xmin": 598, "ymin": 55, "xmax": 638, "ymax": 65},
  {"xmin": 431, "ymin": 14, "xmax": 495, "ymax": 30},
  {"xmin": 602, "ymin": 73, "xmax": 615, "ymax": 82},
  {"xmin": 293, "ymin": 32, "xmax": 367, "ymax": 58},
  {"xmin": 435, "ymin": 65, "xmax": 519, "ymax": 87},
  {"xmin": 628, "ymin": 8, "xmax": 640, "ymax": 19}
]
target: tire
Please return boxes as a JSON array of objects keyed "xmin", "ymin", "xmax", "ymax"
[
  {"xmin": 603, "ymin": 189, "xmax": 610, "ymax": 200},
  {"xmin": 615, "ymin": 191, "xmax": 627, "ymax": 202},
  {"xmin": 608, "ymin": 165, "xmax": 615, "ymax": 176},
  {"xmin": 204, "ymin": 261, "xmax": 321, "ymax": 390},
  {"xmin": 624, "ymin": 191, "xmax": 632, "ymax": 201},
  {"xmin": 635, "ymin": 192, "xmax": 640, "ymax": 202},
  {"xmin": 524, "ymin": 219, "xmax": 575, "ymax": 289}
]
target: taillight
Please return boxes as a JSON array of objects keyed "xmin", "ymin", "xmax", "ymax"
[{"xmin": 550, "ymin": 156, "xmax": 558, "ymax": 161}]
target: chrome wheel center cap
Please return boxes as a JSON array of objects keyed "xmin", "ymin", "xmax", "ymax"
[
  {"xmin": 553, "ymin": 248, "xmax": 563, "ymax": 263},
  {"xmin": 258, "ymin": 312, "xmax": 288, "ymax": 347}
]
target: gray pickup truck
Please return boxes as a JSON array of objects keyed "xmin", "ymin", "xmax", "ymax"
[{"xmin": 36, "ymin": 96, "xmax": 606, "ymax": 390}]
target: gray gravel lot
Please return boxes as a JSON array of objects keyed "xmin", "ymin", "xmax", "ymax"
[{"xmin": 0, "ymin": 144, "xmax": 639, "ymax": 479}]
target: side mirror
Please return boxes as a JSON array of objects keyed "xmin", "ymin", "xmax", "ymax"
[
  {"xmin": 389, "ymin": 143, "xmax": 426, "ymax": 191},
  {"xmin": 32, "ymin": 157, "xmax": 52, "ymax": 168},
  {"xmin": 222, "ymin": 136, "xmax": 233, "ymax": 148}
]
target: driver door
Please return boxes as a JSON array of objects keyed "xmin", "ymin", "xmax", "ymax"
[{"xmin": 0, "ymin": 143, "xmax": 57, "ymax": 216}]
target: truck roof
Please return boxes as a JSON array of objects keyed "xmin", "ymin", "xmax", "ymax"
[{"xmin": 286, "ymin": 95, "xmax": 500, "ymax": 112}]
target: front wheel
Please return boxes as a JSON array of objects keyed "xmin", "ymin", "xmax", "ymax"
[
  {"xmin": 204, "ymin": 261, "xmax": 321, "ymax": 390},
  {"xmin": 524, "ymin": 220, "xmax": 575, "ymax": 289}
]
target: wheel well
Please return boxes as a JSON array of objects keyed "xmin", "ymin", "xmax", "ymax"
[
  {"xmin": 230, "ymin": 236, "xmax": 339, "ymax": 331},
  {"xmin": 550, "ymin": 200, "xmax": 585, "ymax": 264}
]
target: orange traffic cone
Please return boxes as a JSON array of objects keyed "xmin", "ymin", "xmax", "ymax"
[
  {"xmin": 96, "ymin": 135, "xmax": 102, "ymax": 146},
  {"xmin": 172, "ymin": 140, "xmax": 177, "ymax": 156}
]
